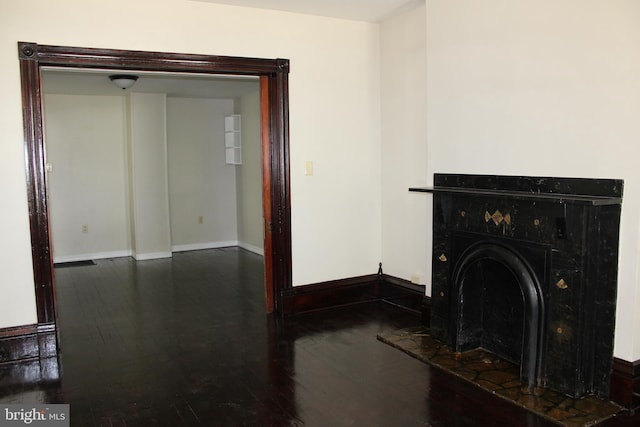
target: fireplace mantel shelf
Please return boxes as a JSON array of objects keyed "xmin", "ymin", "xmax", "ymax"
[
  {"xmin": 409, "ymin": 186, "xmax": 622, "ymax": 206},
  {"xmin": 425, "ymin": 174, "xmax": 623, "ymax": 398}
]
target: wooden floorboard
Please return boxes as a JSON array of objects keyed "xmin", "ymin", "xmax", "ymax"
[{"xmin": 0, "ymin": 247, "xmax": 638, "ymax": 426}]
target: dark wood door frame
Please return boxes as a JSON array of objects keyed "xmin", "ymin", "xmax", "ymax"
[{"xmin": 18, "ymin": 42, "xmax": 292, "ymax": 336}]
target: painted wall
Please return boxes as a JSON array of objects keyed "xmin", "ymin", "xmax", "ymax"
[
  {"xmin": 128, "ymin": 93, "xmax": 173, "ymax": 260},
  {"xmin": 235, "ymin": 90, "xmax": 264, "ymax": 254},
  {"xmin": 380, "ymin": 3, "xmax": 428, "ymax": 285},
  {"xmin": 0, "ymin": 0, "xmax": 381, "ymax": 328},
  {"xmin": 45, "ymin": 94, "xmax": 243, "ymax": 260},
  {"xmin": 44, "ymin": 94, "xmax": 132, "ymax": 263},
  {"xmin": 10, "ymin": 0, "xmax": 637, "ymax": 364},
  {"xmin": 166, "ymin": 97, "xmax": 239, "ymax": 251},
  {"xmin": 425, "ymin": 0, "xmax": 640, "ymax": 361}
]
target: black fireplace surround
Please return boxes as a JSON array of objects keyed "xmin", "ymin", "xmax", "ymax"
[{"xmin": 410, "ymin": 174, "xmax": 623, "ymax": 398}]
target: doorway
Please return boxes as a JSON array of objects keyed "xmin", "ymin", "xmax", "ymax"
[
  {"xmin": 18, "ymin": 42, "xmax": 292, "ymax": 343},
  {"xmin": 42, "ymin": 71, "xmax": 262, "ymax": 263}
]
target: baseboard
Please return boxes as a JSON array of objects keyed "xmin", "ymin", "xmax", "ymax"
[
  {"xmin": 171, "ymin": 241, "xmax": 239, "ymax": 253},
  {"xmin": 380, "ymin": 275, "xmax": 426, "ymax": 314},
  {"xmin": 421, "ymin": 295, "xmax": 432, "ymax": 326},
  {"xmin": 238, "ymin": 242, "xmax": 264, "ymax": 256},
  {"xmin": 282, "ymin": 275, "xmax": 381, "ymax": 315},
  {"xmin": 610, "ymin": 357, "xmax": 640, "ymax": 411},
  {"xmin": 0, "ymin": 323, "xmax": 60, "ymax": 387},
  {"xmin": 133, "ymin": 251, "xmax": 173, "ymax": 261},
  {"xmin": 53, "ymin": 250, "xmax": 132, "ymax": 264},
  {"xmin": 282, "ymin": 273, "xmax": 426, "ymax": 316},
  {"xmin": 0, "ymin": 323, "xmax": 57, "ymax": 364}
]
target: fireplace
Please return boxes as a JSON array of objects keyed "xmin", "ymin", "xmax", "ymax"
[{"xmin": 410, "ymin": 174, "xmax": 623, "ymax": 398}]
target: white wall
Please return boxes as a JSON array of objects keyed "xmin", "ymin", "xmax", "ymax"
[
  {"xmin": 235, "ymin": 90, "xmax": 264, "ymax": 254},
  {"xmin": 290, "ymin": 24, "xmax": 381, "ymax": 285},
  {"xmin": 425, "ymin": 0, "xmax": 640, "ymax": 361},
  {"xmin": 128, "ymin": 93, "xmax": 172, "ymax": 260},
  {"xmin": 44, "ymin": 94, "xmax": 131, "ymax": 262},
  {"xmin": 380, "ymin": 3, "xmax": 428, "ymax": 285},
  {"xmin": 44, "ymin": 94, "xmax": 246, "ymax": 259},
  {"xmin": 167, "ymin": 97, "xmax": 239, "ymax": 251},
  {"xmin": 0, "ymin": 0, "xmax": 381, "ymax": 328}
]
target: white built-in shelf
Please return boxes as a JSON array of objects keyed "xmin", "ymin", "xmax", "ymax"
[{"xmin": 224, "ymin": 115, "xmax": 241, "ymax": 165}]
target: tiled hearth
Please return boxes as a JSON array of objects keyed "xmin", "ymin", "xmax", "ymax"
[{"xmin": 378, "ymin": 326, "xmax": 622, "ymax": 427}]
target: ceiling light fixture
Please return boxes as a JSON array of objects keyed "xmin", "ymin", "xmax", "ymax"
[{"xmin": 109, "ymin": 74, "xmax": 139, "ymax": 90}]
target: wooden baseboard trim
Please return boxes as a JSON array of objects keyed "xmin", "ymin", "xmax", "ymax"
[
  {"xmin": 0, "ymin": 323, "xmax": 60, "ymax": 387},
  {"xmin": 610, "ymin": 357, "xmax": 640, "ymax": 411},
  {"xmin": 282, "ymin": 275, "xmax": 381, "ymax": 315},
  {"xmin": 379, "ymin": 275, "xmax": 426, "ymax": 314},
  {"xmin": 282, "ymin": 274, "xmax": 427, "ymax": 316},
  {"xmin": 421, "ymin": 295, "xmax": 432, "ymax": 326},
  {"xmin": 0, "ymin": 322, "xmax": 57, "ymax": 364},
  {"xmin": 0, "ymin": 324, "xmax": 38, "ymax": 339}
]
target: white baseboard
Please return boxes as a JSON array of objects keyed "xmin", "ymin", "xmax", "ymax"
[
  {"xmin": 133, "ymin": 251, "xmax": 173, "ymax": 261},
  {"xmin": 238, "ymin": 242, "xmax": 264, "ymax": 256},
  {"xmin": 171, "ymin": 241, "xmax": 238, "ymax": 253},
  {"xmin": 53, "ymin": 250, "xmax": 133, "ymax": 264}
]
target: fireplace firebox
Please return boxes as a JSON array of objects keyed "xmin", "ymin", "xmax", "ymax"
[{"xmin": 410, "ymin": 174, "xmax": 623, "ymax": 398}]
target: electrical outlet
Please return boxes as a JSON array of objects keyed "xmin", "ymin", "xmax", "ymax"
[
  {"xmin": 81, "ymin": 224, "xmax": 88, "ymax": 234},
  {"xmin": 198, "ymin": 216, "xmax": 204, "ymax": 224}
]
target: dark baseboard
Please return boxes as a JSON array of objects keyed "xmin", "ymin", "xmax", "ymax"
[
  {"xmin": 0, "ymin": 322, "xmax": 60, "ymax": 387},
  {"xmin": 610, "ymin": 357, "xmax": 640, "ymax": 412},
  {"xmin": 282, "ymin": 273, "xmax": 427, "ymax": 317},
  {"xmin": 282, "ymin": 275, "xmax": 382, "ymax": 315},
  {"xmin": 421, "ymin": 295, "xmax": 432, "ymax": 326},
  {"xmin": 0, "ymin": 322, "xmax": 57, "ymax": 364},
  {"xmin": 379, "ymin": 275, "xmax": 426, "ymax": 314}
]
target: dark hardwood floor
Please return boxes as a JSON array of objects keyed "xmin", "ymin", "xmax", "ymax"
[{"xmin": 0, "ymin": 247, "xmax": 638, "ymax": 426}]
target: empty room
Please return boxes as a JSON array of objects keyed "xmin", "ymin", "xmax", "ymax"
[{"xmin": 1, "ymin": 1, "xmax": 640, "ymax": 426}]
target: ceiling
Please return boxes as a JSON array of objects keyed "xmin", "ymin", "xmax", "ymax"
[
  {"xmin": 42, "ymin": 69, "xmax": 260, "ymax": 99},
  {"xmin": 193, "ymin": 0, "xmax": 423, "ymax": 22}
]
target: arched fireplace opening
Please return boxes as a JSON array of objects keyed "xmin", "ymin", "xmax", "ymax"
[
  {"xmin": 414, "ymin": 173, "xmax": 623, "ymax": 398},
  {"xmin": 451, "ymin": 242, "xmax": 544, "ymax": 388}
]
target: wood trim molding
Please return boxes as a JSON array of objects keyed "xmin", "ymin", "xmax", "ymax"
[
  {"xmin": 17, "ymin": 42, "xmax": 292, "ymax": 349},
  {"xmin": 0, "ymin": 323, "xmax": 57, "ymax": 364},
  {"xmin": 20, "ymin": 45, "xmax": 56, "ymax": 326},
  {"xmin": 282, "ymin": 273, "xmax": 427, "ymax": 316},
  {"xmin": 0, "ymin": 324, "xmax": 38, "ymax": 339},
  {"xmin": 282, "ymin": 275, "xmax": 381, "ymax": 315},
  {"xmin": 268, "ymin": 60, "xmax": 292, "ymax": 313},
  {"xmin": 261, "ymin": 75, "xmax": 275, "ymax": 312},
  {"xmin": 610, "ymin": 357, "xmax": 640, "ymax": 411},
  {"xmin": 0, "ymin": 323, "xmax": 60, "ymax": 387},
  {"xmin": 380, "ymin": 275, "xmax": 427, "ymax": 314}
]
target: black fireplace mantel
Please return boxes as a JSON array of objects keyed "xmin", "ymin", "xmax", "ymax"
[
  {"xmin": 409, "ymin": 186, "xmax": 621, "ymax": 206},
  {"xmin": 410, "ymin": 173, "xmax": 622, "ymax": 205},
  {"xmin": 413, "ymin": 173, "xmax": 623, "ymax": 398}
]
